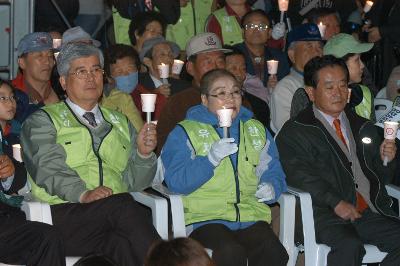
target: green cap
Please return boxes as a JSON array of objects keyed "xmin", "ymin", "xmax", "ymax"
[{"xmin": 323, "ymin": 33, "xmax": 373, "ymax": 58}]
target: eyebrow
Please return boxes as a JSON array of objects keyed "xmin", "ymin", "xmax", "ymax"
[{"xmin": 74, "ymin": 64, "xmax": 102, "ymax": 71}]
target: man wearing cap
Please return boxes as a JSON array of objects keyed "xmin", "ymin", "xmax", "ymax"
[
  {"xmin": 62, "ymin": 26, "xmax": 102, "ymax": 47},
  {"xmin": 12, "ymin": 32, "xmax": 60, "ymax": 122},
  {"xmin": 276, "ymin": 55, "xmax": 400, "ymax": 266},
  {"xmin": 270, "ymin": 23, "xmax": 323, "ymax": 133},
  {"xmin": 156, "ymin": 33, "xmax": 229, "ymax": 154},
  {"xmin": 20, "ymin": 43, "xmax": 160, "ymax": 265},
  {"xmin": 323, "ymin": 33, "xmax": 375, "ymax": 121},
  {"xmin": 139, "ymin": 36, "xmax": 190, "ymax": 97}
]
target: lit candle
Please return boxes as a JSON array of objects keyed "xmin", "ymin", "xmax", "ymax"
[
  {"xmin": 278, "ymin": 0, "xmax": 289, "ymax": 12},
  {"xmin": 141, "ymin": 94, "xmax": 157, "ymax": 123},
  {"xmin": 12, "ymin": 144, "xmax": 23, "ymax": 162},
  {"xmin": 52, "ymin": 39, "xmax": 62, "ymax": 49},
  {"xmin": 158, "ymin": 63, "xmax": 169, "ymax": 79},
  {"xmin": 267, "ymin": 60, "xmax": 279, "ymax": 75},
  {"xmin": 318, "ymin": 22, "xmax": 326, "ymax": 38},
  {"xmin": 172, "ymin": 60, "xmax": 184, "ymax": 75},
  {"xmin": 363, "ymin": 1, "xmax": 373, "ymax": 13},
  {"xmin": 216, "ymin": 108, "xmax": 233, "ymax": 138}
]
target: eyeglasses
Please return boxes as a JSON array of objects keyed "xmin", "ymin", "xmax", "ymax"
[
  {"xmin": 0, "ymin": 96, "xmax": 17, "ymax": 103},
  {"xmin": 208, "ymin": 90, "xmax": 243, "ymax": 100},
  {"xmin": 69, "ymin": 67, "xmax": 105, "ymax": 80},
  {"xmin": 244, "ymin": 23, "xmax": 269, "ymax": 31}
]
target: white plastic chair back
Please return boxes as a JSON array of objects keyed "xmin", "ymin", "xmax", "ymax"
[{"xmin": 374, "ymin": 98, "xmax": 393, "ymax": 120}]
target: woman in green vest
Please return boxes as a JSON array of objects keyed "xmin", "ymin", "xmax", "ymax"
[
  {"xmin": 323, "ymin": 33, "xmax": 376, "ymax": 121},
  {"xmin": 161, "ymin": 69, "xmax": 288, "ymax": 266}
]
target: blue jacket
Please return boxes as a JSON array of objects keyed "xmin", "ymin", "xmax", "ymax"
[{"xmin": 161, "ymin": 104, "xmax": 287, "ymax": 230}]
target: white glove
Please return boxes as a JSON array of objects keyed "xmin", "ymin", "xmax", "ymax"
[
  {"xmin": 207, "ymin": 138, "xmax": 238, "ymax": 167},
  {"xmin": 255, "ymin": 182, "xmax": 275, "ymax": 202},
  {"xmin": 271, "ymin": 22, "xmax": 286, "ymax": 40}
]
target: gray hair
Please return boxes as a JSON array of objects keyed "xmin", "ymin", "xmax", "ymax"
[{"xmin": 57, "ymin": 43, "xmax": 104, "ymax": 76}]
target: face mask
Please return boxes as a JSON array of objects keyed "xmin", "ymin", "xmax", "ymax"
[{"xmin": 115, "ymin": 72, "xmax": 138, "ymax": 94}]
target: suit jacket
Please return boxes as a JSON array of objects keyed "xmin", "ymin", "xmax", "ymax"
[{"xmin": 276, "ymin": 105, "xmax": 398, "ymax": 231}]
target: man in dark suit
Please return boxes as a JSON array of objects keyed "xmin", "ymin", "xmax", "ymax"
[{"xmin": 276, "ymin": 55, "xmax": 400, "ymax": 266}]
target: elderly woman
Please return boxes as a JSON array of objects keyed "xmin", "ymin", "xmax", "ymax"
[{"xmin": 161, "ymin": 69, "xmax": 288, "ymax": 266}]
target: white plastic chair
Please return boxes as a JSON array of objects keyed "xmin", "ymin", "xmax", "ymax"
[
  {"xmin": 152, "ymin": 158, "xmax": 297, "ymax": 265},
  {"xmin": 15, "ymin": 191, "xmax": 168, "ymax": 266},
  {"xmin": 374, "ymin": 98, "xmax": 393, "ymax": 121},
  {"xmin": 284, "ymin": 184, "xmax": 400, "ymax": 266}
]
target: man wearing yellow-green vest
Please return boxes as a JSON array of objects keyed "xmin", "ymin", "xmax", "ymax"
[
  {"xmin": 161, "ymin": 69, "xmax": 288, "ymax": 266},
  {"xmin": 20, "ymin": 43, "xmax": 160, "ymax": 265},
  {"xmin": 323, "ymin": 33, "xmax": 375, "ymax": 121}
]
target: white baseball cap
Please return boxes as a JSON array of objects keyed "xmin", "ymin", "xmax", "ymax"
[{"xmin": 185, "ymin": 33, "xmax": 231, "ymax": 59}]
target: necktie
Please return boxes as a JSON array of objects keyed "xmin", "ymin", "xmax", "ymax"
[
  {"xmin": 333, "ymin": 118, "xmax": 368, "ymax": 213},
  {"xmin": 83, "ymin": 112, "xmax": 97, "ymax": 127}
]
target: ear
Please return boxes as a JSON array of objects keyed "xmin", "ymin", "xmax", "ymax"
[
  {"xmin": 201, "ymin": 94, "xmax": 208, "ymax": 106},
  {"xmin": 143, "ymin": 57, "xmax": 153, "ymax": 69},
  {"xmin": 134, "ymin": 30, "xmax": 140, "ymax": 40},
  {"xmin": 288, "ymin": 48, "xmax": 295, "ymax": 64},
  {"xmin": 59, "ymin": 76, "xmax": 67, "ymax": 92},
  {"xmin": 305, "ymin": 86, "xmax": 315, "ymax": 102},
  {"xmin": 18, "ymin": 57, "xmax": 26, "ymax": 70},
  {"xmin": 186, "ymin": 61, "xmax": 194, "ymax": 77}
]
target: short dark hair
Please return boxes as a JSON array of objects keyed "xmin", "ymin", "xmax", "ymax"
[
  {"xmin": 145, "ymin": 238, "xmax": 215, "ymax": 266},
  {"xmin": 200, "ymin": 69, "xmax": 238, "ymax": 95},
  {"xmin": 341, "ymin": 53, "xmax": 356, "ymax": 63},
  {"xmin": 307, "ymin": 8, "xmax": 341, "ymax": 24},
  {"xmin": 223, "ymin": 45, "xmax": 245, "ymax": 58},
  {"xmin": 128, "ymin": 11, "xmax": 167, "ymax": 46},
  {"xmin": 103, "ymin": 44, "xmax": 140, "ymax": 77},
  {"xmin": 0, "ymin": 78, "xmax": 16, "ymax": 94},
  {"xmin": 241, "ymin": 9, "xmax": 270, "ymax": 28},
  {"xmin": 304, "ymin": 55, "xmax": 349, "ymax": 88}
]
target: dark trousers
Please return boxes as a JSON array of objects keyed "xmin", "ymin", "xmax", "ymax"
[
  {"xmin": 51, "ymin": 193, "xmax": 160, "ymax": 266},
  {"xmin": 190, "ymin": 221, "xmax": 288, "ymax": 266},
  {"xmin": 317, "ymin": 209, "xmax": 400, "ymax": 266},
  {"xmin": 0, "ymin": 208, "xmax": 65, "ymax": 266}
]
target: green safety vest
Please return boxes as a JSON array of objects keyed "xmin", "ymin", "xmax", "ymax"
[
  {"xmin": 212, "ymin": 7, "xmax": 243, "ymax": 45},
  {"xmin": 29, "ymin": 102, "xmax": 132, "ymax": 205},
  {"xmin": 166, "ymin": 0, "xmax": 214, "ymax": 50},
  {"xmin": 179, "ymin": 119, "xmax": 271, "ymax": 225},
  {"xmin": 355, "ymin": 85, "xmax": 373, "ymax": 120}
]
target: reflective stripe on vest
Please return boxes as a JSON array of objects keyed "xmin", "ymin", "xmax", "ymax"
[
  {"xmin": 178, "ymin": 119, "xmax": 271, "ymax": 225},
  {"xmin": 29, "ymin": 102, "xmax": 132, "ymax": 204},
  {"xmin": 213, "ymin": 8, "xmax": 243, "ymax": 45},
  {"xmin": 355, "ymin": 85, "xmax": 373, "ymax": 120}
]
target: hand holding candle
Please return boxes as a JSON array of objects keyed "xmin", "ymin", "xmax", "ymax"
[
  {"xmin": 383, "ymin": 121, "xmax": 399, "ymax": 166},
  {"xmin": 141, "ymin": 94, "xmax": 157, "ymax": 123},
  {"xmin": 217, "ymin": 108, "xmax": 233, "ymax": 138}
]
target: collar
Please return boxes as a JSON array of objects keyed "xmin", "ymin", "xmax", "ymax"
[
  {"xmin": 315, "ymin": 106, "xmax": 345, "ymax": 127},
  {"xmin": 65, "ymin": 98, "xmax": 102, "ymax": 126},
  {"xmin": 291, "ymin": 67, "xmax": 304, "ymax": 77},
  {"xmin": 150, "ymin": 74, "xmax": 163, "ymax": 88}
]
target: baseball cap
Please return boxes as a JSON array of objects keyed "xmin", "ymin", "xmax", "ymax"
[
  {"xmin": 323, "ymin": 33, "xmax": 373, "ymax": 58},
  {"xmin": 139, "ymin": 36, "xmax": 180, "ymax": 62},
  {"xmin": 17, "ymin": 32, "xmax": 53, "ymax": 57},
  {"xmin": 62, "ymin": 26, "xmax": 101, "ymax": 47},
  {"xmin": 185, "ymin": 33, "xmax": 232, "ymax": 59},
  {"xmin": 286, "ymin": 23, "xmax": 323, "ymax": 49}
]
